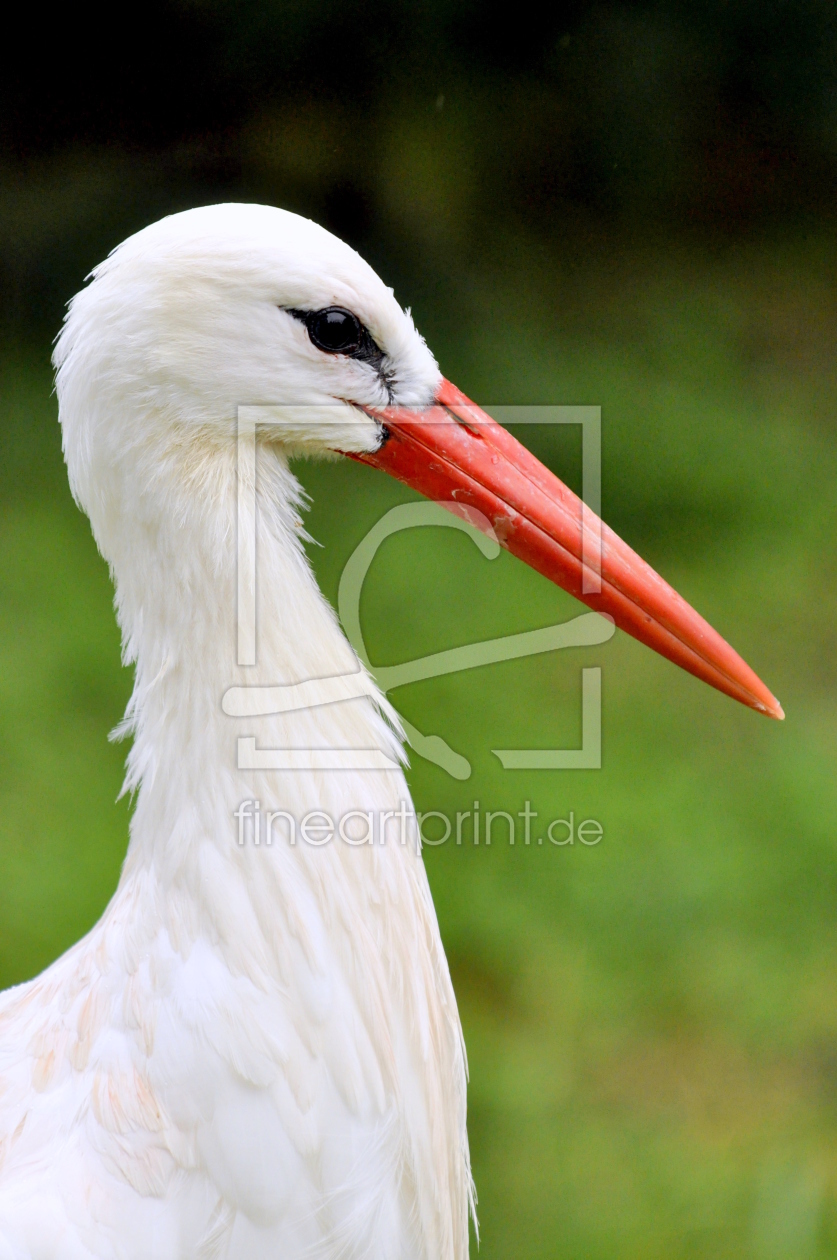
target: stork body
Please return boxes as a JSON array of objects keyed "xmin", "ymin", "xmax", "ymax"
[
  {"xmin": 0, "ymin": 490, "xmax": 467, "ymax": 1258},
  {"xmin": 0, "ymin": 204, "xmax": 780, "ymax": 1259},
  {"xmin": 0, "ymin": 206, "xmax": 468, "ymax": 1259}
]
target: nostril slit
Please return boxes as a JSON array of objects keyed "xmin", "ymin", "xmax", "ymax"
[{"xmin": 446, "ymin": 406, "xmax": 484, "ymax": 436}]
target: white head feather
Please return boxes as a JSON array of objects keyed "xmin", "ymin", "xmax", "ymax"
[{"xmin": 55, "ymin": 202, "xmax": 440, "ymax": 534}]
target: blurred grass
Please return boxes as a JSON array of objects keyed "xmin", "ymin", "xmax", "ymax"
[{"xmin": 2, "ymin": 234, "xmax": 837, "ymax": 1257}]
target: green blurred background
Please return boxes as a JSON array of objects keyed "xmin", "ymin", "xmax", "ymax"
[{"xmin": 2, "ymin": 3, "xmax": 837, "ymax": 1255}]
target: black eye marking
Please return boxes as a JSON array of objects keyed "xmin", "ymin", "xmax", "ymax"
[
  {"xmin": 285, "ymin": 306, "xmax": 394, "ymax": 403},
  {"xmin": 287, "ymin": 306, "xmax": 385, "ymax": 369}
]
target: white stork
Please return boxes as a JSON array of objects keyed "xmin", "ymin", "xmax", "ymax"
[{"xmin": 0, "ymin": 204, "xmax": 781, "ymax": 1259}]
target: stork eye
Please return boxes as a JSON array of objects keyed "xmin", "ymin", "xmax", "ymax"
[
  {"xmin": 285, "ymin": 304, "xmax": 388, "ymax": 387},
  {"xmin": 305, "ymin": 307, "xmax": 364, "ymax": 355}
]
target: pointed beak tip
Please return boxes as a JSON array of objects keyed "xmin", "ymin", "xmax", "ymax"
[{"xmin": 754, "ymin": 694, "xmax": 785, "ymax": 721}]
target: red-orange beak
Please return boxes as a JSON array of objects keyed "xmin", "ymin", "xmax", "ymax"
[{"xmin": 349, "ymin": 377, "xmax": 783, "ymax": 720}]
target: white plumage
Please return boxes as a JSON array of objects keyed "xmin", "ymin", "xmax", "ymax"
[{"xmin": 0, "ymin": 205, "xmax": 472, "ymax": 1259}]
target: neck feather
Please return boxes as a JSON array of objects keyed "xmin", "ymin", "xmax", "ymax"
[{"xmin": 102, "ymin": 436, "xmax": 404, "ymax": 881}]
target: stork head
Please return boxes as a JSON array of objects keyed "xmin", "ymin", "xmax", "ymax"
[
  {"xmin": 54, "ymin": 203, "xmax": 438, "ymax": 474},
  {"xmin": 54, "ymin": 202, "xmax": 782, "ymax": 719}
]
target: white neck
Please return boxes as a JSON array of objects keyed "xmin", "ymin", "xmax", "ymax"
[
  {"xmin": 101, "ymin": 432, "xmax": 399, "ymax": 875},
  {"xmin": 98, "ymin": 435, "xmax": 471, "ymax": 1258}
]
